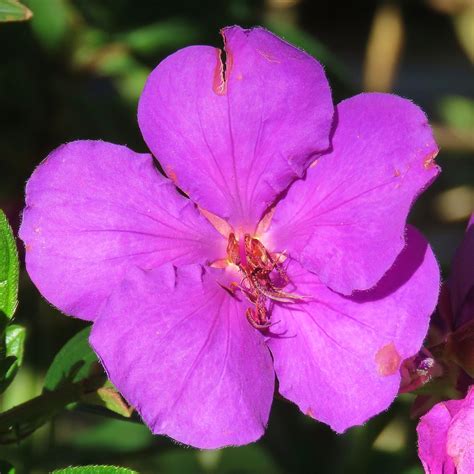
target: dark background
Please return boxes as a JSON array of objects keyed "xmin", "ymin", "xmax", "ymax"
[{"xmin": 0, "ymin": 0, "xmax": 473, "ymax": 472}]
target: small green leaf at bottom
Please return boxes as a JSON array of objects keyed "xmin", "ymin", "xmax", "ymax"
[{"xmin": 52, "ymin": 466, "xmax": 138, "ymax": 474}]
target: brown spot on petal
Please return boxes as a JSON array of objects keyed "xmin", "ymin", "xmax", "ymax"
[
  {"xmin": 423, "ymin": 151, "xmax": 438, "ymax": 170},
  {"xmin": 166, "ymin": 166, "xmax": 178, "ymax": 185},
  {"xmin": 394, "ymin": 168, "xmax": 401, "ymax": 177},
  {"xmin": 375, "ymin": 342, "xmax": 401, "ymax": 376},
  {"xmin": 25, "ymin": 244, "xmax": 31, "ymax": 252},
  {"xmin": 306, "ymin": 407, "xmax": 314, "ymax": 418}
]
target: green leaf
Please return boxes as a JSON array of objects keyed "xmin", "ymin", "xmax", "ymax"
[
  {"xmin": 0, "ymin": 0, "xmax": 32, "ymax": 22},
  {"xmin": 45, "ymin": 328, "xmax": 133, "ymax": 419},
  {"xmin": 0, "ymin": 210, "xmax": 19, "ymax": 323},
  {"xmin": 44, "ymin": 326, "xmax": 97, "ymax": 391},
  {"xmin": 0, "ymin": 327, "xmax": 105, "ymax": 444},
  {"xmin": 80, "ymin": 380, "xmax": 133, "ymax": 418},
  {"xmin": 52, "ymin": 466, "xmax": 138, "ymax": 474},
  {"xmin": 0, "ymin": 211, "xmax": 22, "ymax": 393},
  {"xmin": 0, "ymin": 324, "xmax": 26, "ymax": 393},
  {"xmin": 4, "ymin": 324, "xmax": 25, "ymax": 366}
]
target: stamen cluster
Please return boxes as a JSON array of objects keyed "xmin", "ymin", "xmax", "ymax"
[{"xmin": 226, "ymin": 233, "xmax": 298, "ymax": 329}]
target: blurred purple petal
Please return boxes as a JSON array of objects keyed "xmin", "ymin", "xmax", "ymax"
[
  {"xmin": 138, "ymin": 26, "xmax": 333, "ymax": 229},
  {"xmin": 20, "ymin": 140, "xmax": 224, "ymax": 321},
  {"xmin": 267, "ymin": 226, "xmax": 439, "ymax": 432},
  {"xmin": 268, "ymin": 93, "xmax": 439, "ymax": 295},
  {"xmin": 90, "ymin": 265, "xmax": 274, "ymax": 448},
  {"xmin": 418, "ymin": 400, "xmax": 457, "ymax": 474},
  {"xmin": 418, "ymin": 386, "xmax": 474, "ymax": 474},
  {"xmin": 447, "ymin": 391, "xmax": 474, "ymax": 474},
  {"xmin": 449, "ymin": 214, "xmax": 474, "ymax": 327}
]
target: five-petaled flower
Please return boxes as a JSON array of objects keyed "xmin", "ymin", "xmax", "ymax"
[{"xmin": 20, "ymin": 26, "xmax": 441, "ymax": 448}]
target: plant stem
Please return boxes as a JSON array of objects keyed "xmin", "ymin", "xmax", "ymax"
[{"xmin": 0, "ymin": 374, "xmax": 103, "ymax": 444}]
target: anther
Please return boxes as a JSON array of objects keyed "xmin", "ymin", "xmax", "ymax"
[{"xmin": 226, "ymin": 233, "xmax": 301, "ymax": 330}]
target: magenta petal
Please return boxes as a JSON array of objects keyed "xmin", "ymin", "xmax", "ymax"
[
  {"xmin": 268, "ymin": 93, "xmax": 439, "ymax": 295},
  {"xmin": 267, "ymin": 226, "xmax": 439, "ymax": 433},
  {"xmin": 19, "ymin": 140, "xmax": 224, "ymax": 321},
  {"xmin": 417, "ymin": 387, "xmax": 474, "ymax": 474},
  {"xmin": 417, "ymin": 401, "xmax": 457, "ymax": 474},
  {"xmin": 90, "ymin": 265, "xmax": 274, "ymax": 449},
  {"xmin": 138, "ymin": 26, "xmax": 333, "ymax": 229},
  {"xmin": 447, "ymin": 389, "xmax": 474, "ymax": 474}
]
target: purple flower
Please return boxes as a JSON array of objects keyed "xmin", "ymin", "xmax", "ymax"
[
  {"xmin": 433, "ymin": 214, "xmax": 474, "ymax": 339},
  {"xmin": 449, "ymin": 214, "xmax": 474, "ymax": 330},
  {"xmin": 20, "ymin": 26, "xmax": 441, "ymax": 448},
  {"xmin": 417, "ymin": 386, "xmax": 474, "ymax": 474},
  {"xmin": 407, "ymin": 214, "xmax": 474, "ymax": 419},
  {"xmin": 445, "ymin": 214, "xmax": 474, "ymax": 378}
]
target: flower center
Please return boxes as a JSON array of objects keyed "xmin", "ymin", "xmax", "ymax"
[{"xmin": 226, "ymin": 233, "xmax": 299, "ymax": 330}]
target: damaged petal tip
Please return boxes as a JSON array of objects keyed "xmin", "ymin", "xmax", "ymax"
[
  {"xmin": 423, "ymin": 150, "xmax": 439, "ymax": 170},
  {"xmin": 213, "ymin": 48, "xmax": 227, "ymax": 96},
  {"xmin": 212, "ymin": 30, "xmax": 234, "ymax": 96},
  {"xmin": 375, "ymin": 342, "xmax": 401, "ymax": 376}
]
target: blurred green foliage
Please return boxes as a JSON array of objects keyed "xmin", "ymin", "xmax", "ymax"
[
  {"xmin": 0, "ymin": 0, "xmax": 472, "ymax": 472},
  {"xmin": 438, "ymin": 96, "xmax": 474, "ymax": 130}
]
